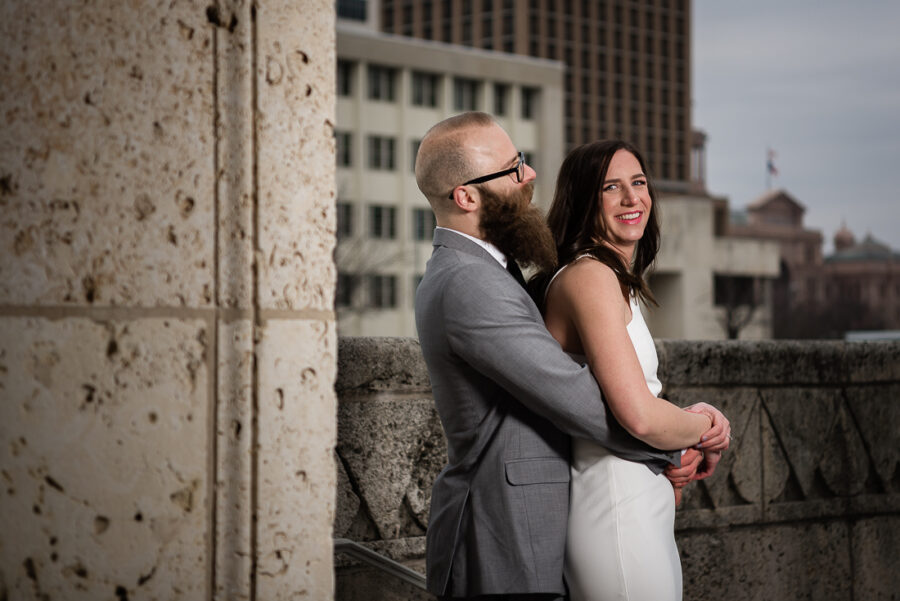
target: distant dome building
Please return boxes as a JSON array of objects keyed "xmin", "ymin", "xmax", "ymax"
[
  {"xmin": 823, "ymin": 227, "xmax": 900, "ymax": 335},
  {"xmin": 833, "ymin": 223, "xmax": 855, "ymax": 252}
]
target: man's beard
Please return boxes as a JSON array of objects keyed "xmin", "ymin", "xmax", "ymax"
[{"xmin": 479, "ymin": 183, "xmax": 558, "ymax": 273}]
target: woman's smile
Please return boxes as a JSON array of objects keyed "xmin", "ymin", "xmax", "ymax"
[{"xmin": 616, "ymin": 211, "xmax": 643, "ymax": 224}]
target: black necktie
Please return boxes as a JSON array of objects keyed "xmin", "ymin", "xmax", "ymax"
[{"xmin": 507, "ymin": 259, "xmax": 527, "ymax": 289}]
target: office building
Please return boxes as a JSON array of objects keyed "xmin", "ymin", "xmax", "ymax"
[
  {"xmin": 335, "ymin": 22, "xmax": 565, "ymax": 336},
  {"xmin": 379, "ymin": 0, "xmax": 692, "ymax": 192}
]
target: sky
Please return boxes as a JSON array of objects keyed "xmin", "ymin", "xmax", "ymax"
[{"xmin": 692, "ymin": 1, "xmax": 900, "ymax": 253}]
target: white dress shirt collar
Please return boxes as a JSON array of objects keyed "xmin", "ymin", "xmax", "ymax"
[{"xmin": 436, "ymin": 226, "xmax": 507, "ymax": 268}]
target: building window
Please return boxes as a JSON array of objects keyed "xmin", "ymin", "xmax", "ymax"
[
  {"xmin": 337, "ymin": 60, "xmax": 354, "ymax": 97},
  {"xmin": 521, "ymin": 87, "xmax": 538, "ymax": 119},
  {"xmin": 410, "ymin": 139, "xmax": 421, "ymax": 172},
  {"xmin": 367, "ymin": 275, "xmax": 398, "ymax": 308},
  {"xmin": 453, "ymin": 78, "xmax": 480, "ymax": 111},
  {"xmin": 337, "ymin": 0, "xmax": 367, "ymax": 21},
  {"xmin": 411, "ymin": 71, "xmax": 440, "ymax": 107},
  {"xmin": 367, "ymin": 135, "xmax": 396, "ymax": 170},
  {"xmin": 714, "ymin": 275, "xmax": 758, "ymax": 307},
  {"xmin": 442, "ymin": 0, "xmax": 452, "ymax": 42},
  {"xmin": 336, "ymin": 131, "xmax": 352, "ymax": 167},
  {"xmin": 423, "ymin": 0, "xmax": 433, "ymax": 26},
  {"xmin": 336, "ymin": 202, "xmax": 353, "ymax": 239},
  {"xmin": 461, "ymin": 16, "xmax": 472, "ymax": 45},
  {"xmin": 367, "ymin": 65, "xmax": 397, "ymax": 101},
  {"xmin": 336, "ymin": 272, "xmax": 358, "ymax": 308},
  {"xmin": 523, "ymin": 151, "xmax": 536, "ymax": 170},
  {"xmin": 369, "ymin": 205, "xmax": 397, "ymax": 239},
  {"xmin": 482, "ymin": 12, "xmax": 493, "ymax": 48},
  {"xmin": 383, "ymin": 1, "xmax": 394, "ymax": 32},
  {"xmin": 412, "ymin": 208, "xmax": 436, "ymax": 241},
  {"xmin": 494, "ymin": 83, "xmax": 509, "ymax": 116},
  {"xmin": 402, "ymin": 1, "xmax": 413, "ymax": 35}
]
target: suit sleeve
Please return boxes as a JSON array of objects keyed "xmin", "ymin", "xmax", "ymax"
[{"xmin": 441, "ymin": 262, "xmax": 680, "ymax": 467}]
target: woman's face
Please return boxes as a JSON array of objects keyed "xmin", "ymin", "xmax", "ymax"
[{"xmin": 597, "ymin": 149, "xmax": 652, "ymax": 258}]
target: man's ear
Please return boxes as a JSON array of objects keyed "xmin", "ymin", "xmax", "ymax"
[{"xmin": 450, "ymin": 185, "xmax": 479, "ymax": 213}]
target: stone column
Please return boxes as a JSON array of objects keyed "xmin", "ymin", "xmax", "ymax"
[{"xmin": 0, "ymin": 1, "xmax": 336, "ymax": 599}]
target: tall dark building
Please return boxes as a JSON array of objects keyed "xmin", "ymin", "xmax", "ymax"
[{"xmin": 379, "ymin": 0, "xmax": 692, "ymax": 191}]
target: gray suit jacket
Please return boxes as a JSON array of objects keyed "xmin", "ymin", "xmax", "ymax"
[{"xmin": 415, "ymin": 229, "xmax": 679, "ymax": 597}]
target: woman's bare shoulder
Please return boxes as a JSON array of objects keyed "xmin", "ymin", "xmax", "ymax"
[
  {"xmin": 556, "ymin": 256, "xmax": 619, "ymax": 290},
  {"xmin": 550, "ymin": 256, "xmax": 629, "ymax": 324}
]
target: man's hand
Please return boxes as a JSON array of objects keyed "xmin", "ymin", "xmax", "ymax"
[
  {"xmin": 693, "ymin": 450, "xmax": 722, "ymax": 481},
  {"xmin": 665, "ymin": 448, "xmax": 703, "ymax": 507},
  {"xmin": 666, "ymin": 447, "xmax": 703, "ymax": 486},
  {"xmin": 684, "ymin": 402, "xmax": 731, "ymax": 452}
]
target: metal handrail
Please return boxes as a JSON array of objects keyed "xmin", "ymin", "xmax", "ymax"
[{"xmin": 334, "ymin": 538, "xmax": 427, "ymax": 590}]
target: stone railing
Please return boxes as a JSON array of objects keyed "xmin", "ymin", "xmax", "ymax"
[{"xmin": 334, "ymin": 337, "xmax": 900, "ymax": 601}]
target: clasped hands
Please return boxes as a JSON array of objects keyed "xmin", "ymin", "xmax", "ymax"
[{"xmin": 665, "ymin": 402, "xmax": 731, "ymax": 506}]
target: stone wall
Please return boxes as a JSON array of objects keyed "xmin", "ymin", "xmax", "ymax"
[
  {"xmin": 335, "ymin": 337, "xmax": 900, "ymax": 601},
  {"xmin": 1, "ymin": 1, "xmax": 337, "ymax": 599}
]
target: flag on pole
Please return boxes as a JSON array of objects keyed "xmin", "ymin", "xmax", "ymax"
[{"xmin": 767, "ymin": 148, "xmax": 778, "ymax": 176}]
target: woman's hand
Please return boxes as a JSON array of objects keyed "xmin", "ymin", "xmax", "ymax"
[{"xmin": 684, "ymin": 402, "xmax": 731, "ymax": 452}]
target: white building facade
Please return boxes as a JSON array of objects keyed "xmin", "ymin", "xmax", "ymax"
[{"xmin": 335, "ymin": 24, "xmax": 565, "ymax": 336}]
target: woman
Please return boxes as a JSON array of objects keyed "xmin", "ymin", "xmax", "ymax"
[{"xmin": 532, "ymin": 141, "xmax": 729, "ymax": 601}]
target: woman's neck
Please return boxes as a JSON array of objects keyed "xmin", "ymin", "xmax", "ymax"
[{"xmin": 602, "ymin": 241, "xmax": 635, "ymax": 271}]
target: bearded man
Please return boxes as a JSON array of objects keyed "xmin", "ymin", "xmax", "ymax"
[{"xmin": 413, "ymin": 112, "xmax": 718, "ymax": 601}]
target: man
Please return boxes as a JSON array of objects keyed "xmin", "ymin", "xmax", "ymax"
[{"xmin": 414, "ymin": 112, "xmax": 726, "ymax": 600}]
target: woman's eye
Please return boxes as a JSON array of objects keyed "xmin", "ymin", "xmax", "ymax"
[
  {"xmin": 633, "ymin": 179, "xmax": 647, "ymax": 187},
  {"xmin": 603, "ymin": 183, "xmax": 618, "ymax": 192}
]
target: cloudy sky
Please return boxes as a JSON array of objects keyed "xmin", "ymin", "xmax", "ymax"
[{"xmin": 692, "ymin": 1, "xmax": 900, "ymax": 253}]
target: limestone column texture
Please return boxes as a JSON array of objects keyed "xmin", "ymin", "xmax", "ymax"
[{"xmin": 0, "ymin": 1, "xmax": 337, "ymax": 600}]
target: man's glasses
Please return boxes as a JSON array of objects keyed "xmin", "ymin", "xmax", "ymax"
[{"xmin": 448, "ymin": 151, "xmax": 526, "ymax": 199}]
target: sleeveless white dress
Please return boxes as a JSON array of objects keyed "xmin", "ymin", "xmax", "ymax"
[{"xmin": 548, "ymin": 261, "xmax": 682, "ymax": 601}]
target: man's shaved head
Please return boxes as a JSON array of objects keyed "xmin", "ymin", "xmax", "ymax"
[{"xmin": 414, "ymin": 111, "xmax": 497, "ymax": 215}]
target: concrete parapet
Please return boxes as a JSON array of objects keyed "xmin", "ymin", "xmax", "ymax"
[{"xmin": 335, "ymin": 337, "xmax": 900, "ymax": 600}]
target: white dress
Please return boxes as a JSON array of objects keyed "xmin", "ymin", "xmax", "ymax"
[{"xmin": 548, "ymin": 262, "xmax": 682, "ymax": 601}]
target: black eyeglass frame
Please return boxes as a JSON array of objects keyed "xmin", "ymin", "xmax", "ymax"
[{"xmin": 447, "ymin": 151, "xmax": 526, "ymax": 199}]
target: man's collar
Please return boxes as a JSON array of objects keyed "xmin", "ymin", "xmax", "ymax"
[{"xmin": 434, "ymin": 226, "xmax": 507, "ymax": 268}]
